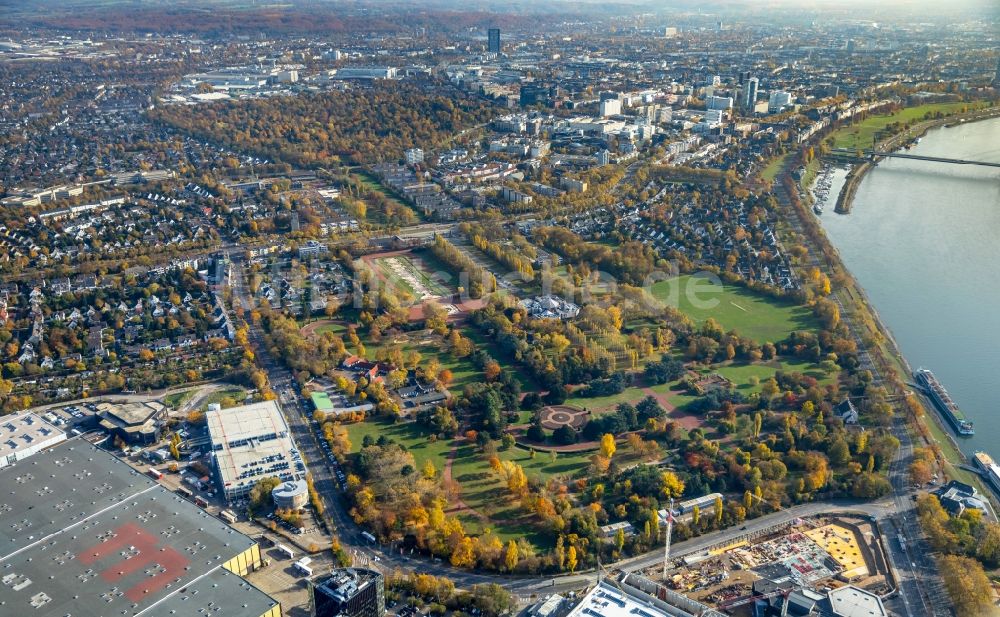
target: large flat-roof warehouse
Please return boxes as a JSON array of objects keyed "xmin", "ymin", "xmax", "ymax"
[
  {"xmin": 0, "ymin": 439, "xmax": 281, "ymax": 617},
  {"xmin": 207, "ymin": 400, "xmax": 302, "ymax": 501},
  {"xmin": 0, "ymin": 412, "xmax": 65, "ymax": 469}
]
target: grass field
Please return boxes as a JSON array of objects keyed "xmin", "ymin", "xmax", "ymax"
[
  {"xmin": 353, "ymin": 171, "xmax": 411, "ymax": 210},
  {"xmin": 707, "ymin": 358, "xmax": 836, "ymax": 393},
  {"xmin": 829, "ymin": 102, "xmax": 979, "ymax": 151},
  {"xmin": 761, "ymin": 153, "xmax": 789, "ymax": 183},
  {"xmin": 566, "ymin": 387, "xmax": 647, "ymax": 414},
  {"xmin": 367, "ymin": 332, "xmax": 482, "ymax": 392},
  {"xmin": 164, "ymin": 389, "xmax": 195, "ymax": 409},
  {"xmin": 799, "ymin": 157, "xmax": 821, "ymax": 192},
  {"xmin": 200, "ymin": 387, "xmax": 248, "ymax": 410},
  {"xmin": 313, "ymin": 322, "xmax": 347, "ymax": 336},
  {"xmin": 651, "ymin": 274, "xmax": 817, "ymax": 344},
  {"xmin": 343, "ymin": 418, "xmax": 452, "ymax": 474},
  {"xmin": 449, "ymin": 442, "xmax": 630, "ymax": 547}
]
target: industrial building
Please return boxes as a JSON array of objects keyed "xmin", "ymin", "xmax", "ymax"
[
  {"xmin": 311, "ymin": 568, "xmax": 385, "ymax": 617},
  {"xmin": 0, "ymin": 439, "xmax": 280, "ymax": 617},
  {"xmin": 0, "ymin": 411, "xmax": 65, "ymax": 468},
  {"xmin": 207, "ymin": 400, "xmax": 302, "ymax": 502}
]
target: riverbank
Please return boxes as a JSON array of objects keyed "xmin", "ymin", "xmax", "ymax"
[
  {"xmin": 772, "ymin": 117, "xmax": 1000, "ymax": 505},
  {"xmin": 830, "ymin": 105, "xmax": 1000, "ymax": 213},
  {"xmin": 805, "ymin": 116, "xmax": 1000, "ymax": 505}
]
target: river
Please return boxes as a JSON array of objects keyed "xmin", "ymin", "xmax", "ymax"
[{"xmin": 813, "ymin": 116, "xmax": 1000, "ymax": 460}]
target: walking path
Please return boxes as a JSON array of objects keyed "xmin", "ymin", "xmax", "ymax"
[
  {"xmin": 641, "ymin": 386, "xmax": 702, "ymax": 430},
  {"xmin": 440, "ymin": 446, "xmax": 490, "ymax": 522}
]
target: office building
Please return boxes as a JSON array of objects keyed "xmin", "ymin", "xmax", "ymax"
[
  {"xmin": 769, "ymin": 90, "xmax": 793, "ymax": 112},
  {"xmin": 207, "ymin": 400, "xmax": 302, "ymax": 501},
  {"xmin": 706, "ymin": 95, "xmax": 733, "ymax": 111},
  {"xmin": 0, "ymin": 412, "xmax": 65, "ymax": 469},
  {"xmin": 312, "ymin": 568, "xmax": 385, "ymax": 617},
  {"xmin": 488, "ymin": 28, "xmax": 501, "ymax": 53},
  {"xmin": 742, "ymin": 77, "xmax": 759, "ymax": 111},
  {"xmin": 703, "ymin": 109, "xmax": 725, "ymax": 125},
  {"xmin": 663, "ymin": 27, "xmax": 677, "ymax": 38},
  {"xmin": 0, "ymin": 440, "xmax": 280, "ymax": 617},
  {"xmin": 600, "ymin": 98, "xmax": 622, "ymax": 117},
  {"xmin": 567, "ymin": 576, "xmax": 724, "ymax": 617},
  {"xmin": 519, "ymin": 84, "xmax": 550, "ymax": 107},
  {"xmin": 273, "ymin": 479, "xmax": 310, "ymax": 509}
]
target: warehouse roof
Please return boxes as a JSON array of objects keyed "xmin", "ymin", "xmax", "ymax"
[
  {"xmin": 0, "ymin": 440, "xmax": 278, "ymax": 617},
  {"xmin": 0, "ymin": 412, "xmax": 65, "ymax": 463}
]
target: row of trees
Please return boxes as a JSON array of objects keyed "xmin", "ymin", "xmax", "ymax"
[{"xmin": 428, "ymin": 237, "xmax": 497, "ymax": 299}]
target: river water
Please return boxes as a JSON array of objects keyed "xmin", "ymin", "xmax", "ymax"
[{"xmin": 814, "ymin": 117, "xmax": 1000, "ymax": 460}]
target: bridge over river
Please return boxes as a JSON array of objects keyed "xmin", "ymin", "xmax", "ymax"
[{"xmin": 830, "ymin": 148, "xmax": 1000, "ymax": 168}]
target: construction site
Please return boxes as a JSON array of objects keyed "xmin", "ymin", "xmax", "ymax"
[{"xmin": 638, "ymin": 515, "xmax": 894, "ymax": 615}]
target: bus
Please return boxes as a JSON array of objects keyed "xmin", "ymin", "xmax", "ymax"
[
  {"xmin": 194, "ymin": 496, "xmax": 208, "ymax": 508},
  {"xmin": 361, "ymin": 531, "xmax": 377, "ymax": 544},
  {"xmin": 175, "ymin": 486, "xmax": 193, "ymax": 500},
  {"xmin": 147, "ymin": 468, "xmax": 164, "ymax": 480}
]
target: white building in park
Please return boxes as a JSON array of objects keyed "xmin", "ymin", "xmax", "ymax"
[{"xmin": 520, "ymin": 295, "xmax": 580, "ymax": 320}]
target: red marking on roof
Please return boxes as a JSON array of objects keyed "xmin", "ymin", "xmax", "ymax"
[{"xmin": 78, "ymin": 522, "xmax": 192, "ymax": 603}]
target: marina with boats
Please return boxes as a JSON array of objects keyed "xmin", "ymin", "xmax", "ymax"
[{"xmin": 809, "ymin": 164, "xmax": 841, "ymax": 214}]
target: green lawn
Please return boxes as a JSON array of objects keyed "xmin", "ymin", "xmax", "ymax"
[
  {"xmin": 449, "ymin": 443, "xmax": 610, "ymax": 549},
  {"xmin": 651, "ymin": 274, "xmax": 817, "ymax": 344},
  {"xmin": 354, "ymin": 172, "xmax": 412, "ymax": 210},
  {"xmin": 830, "ymin": 102, "xmax": 980, "ymax": 151},
  {"xmin": 761, "ymin": 153, "xmax": 789, "ymax": 183},
  {"xmin": 343, "ymin": 418, "xmax": 452, "ymax": 474},
  {"xmin": 365, "ymin": 333, "xmax": 481, "ymax": 392},
  {"xmin": 164, "ymin": 389, "xmax": 195, "ymax": 409},
  {"xmin": 706, "ymin": 359, "xmax": 836, "ymax": 394},
  {"xmin": 200, "ymin": 387, "xmax": 248, "ymax": 410},
  {"xmin": 313, "ymin": 322, "xmax": 347, "ymax": 336},
  {"xmin": 800, "ymin": 157, "xmax": 821, "ymax": 191},
  {"xmin": 566, "ymin": 387, "xmax": 647, "ymax": 414}
]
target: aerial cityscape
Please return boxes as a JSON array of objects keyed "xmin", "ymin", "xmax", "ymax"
[{"xmin": 0, "ymin": 1, "xmax": 997, "ymax": 616}]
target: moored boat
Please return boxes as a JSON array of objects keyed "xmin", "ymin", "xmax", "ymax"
[{"xmin": 914, "ymin": 368, "xmax": 974, "ymax": 436}]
